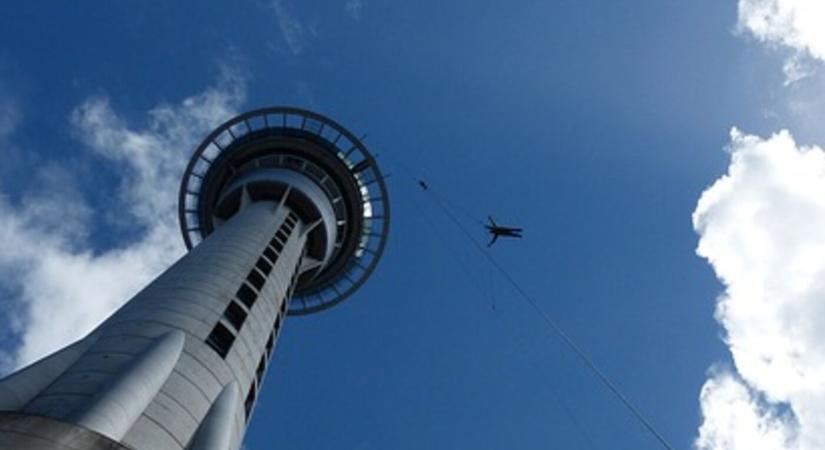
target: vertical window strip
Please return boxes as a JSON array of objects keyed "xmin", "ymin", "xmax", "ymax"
[
  {"xmin": 244, "ymin": 383, "xmax": 256, "ymax": 420},
  {"xmin": 248, "ymin": 215, "xmax": 303, "ymax": 394},
  {"xmin": 255, "ymin": 356, "xmax": 266, "ymax": 384},
  {"xmin": 203, "ymin": 213, "xmax": 297, "ymax": 359},
  {"xmin": 265, "ymin": 332, "xmax": 274, "ymax": 357}
]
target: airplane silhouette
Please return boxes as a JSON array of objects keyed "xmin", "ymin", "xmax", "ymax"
[{"xmin": 485, "ymin": 216, "xmax": 522, "ymax": 247}]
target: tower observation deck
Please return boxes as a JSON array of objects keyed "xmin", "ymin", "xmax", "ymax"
[{"xmin": 0, "ymin": 107, "xmax": 390, "ymax": 450}]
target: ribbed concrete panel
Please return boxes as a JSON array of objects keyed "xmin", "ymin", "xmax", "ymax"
[
  {"xmin": 187, "ymin": 382, "xmax": 239, "ymax": 450},
  {"xmin": 8, "ymin": 202, "xmax": 299, "ymax": 450},
  {"xmin": 23, "ymin": 394, "xmax": 93, "ymax": 419},
  {"xmin": 0, "ymin": 336, "xmax": 96, "ymax": 412},
  {"xmin": 90, "ymin": 335, "xmax": 155, "ymax": 355},
  {"xmin": 32, "ymin": 371, "xmax": 111, "ymax": 397},
  {"xmin": 176, "ymin": 349, "xmax": 231, "ymax": 395},
  {"xmin": 93, "ymin": 321, "xmax": 188, "ymax": 342},
  {"xmin": 159, "ymin": 371, "xmax": 212, "ymax": 420},
  {"xmin": 70, "ymin": 331, "xmax": 185, "ymax": 441},
  {"xmin": 142, "ymin": 392, "xmax": 199, "ymax": 446},
  {"xmin": 186, "ymin": 344, "xmax": 236, "ymax": 384},
  {"xmin": 121, "ymin": 415, "xmax": 183, "ymax": 450},
  {"xmin": 0, "ymin": 412, "xmax": 130, "ymax": 450}
]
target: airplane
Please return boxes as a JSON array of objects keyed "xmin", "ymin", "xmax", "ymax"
[{"xmin": 485, "ymin": 216, "xmax": 522, "ymax": 247}]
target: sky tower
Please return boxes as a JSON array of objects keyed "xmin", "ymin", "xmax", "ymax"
[{"xmin": 0, "ymin": 107, "xmax": 390, "ymax": 450}]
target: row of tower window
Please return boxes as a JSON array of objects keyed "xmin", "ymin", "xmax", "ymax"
[
  {"xmin": 205, "ymin": 212, "xmax": 298, "ymax": 358},
  {"xmin": 244, "ymin": 248, "xmax": 305, "ymax": 420}
]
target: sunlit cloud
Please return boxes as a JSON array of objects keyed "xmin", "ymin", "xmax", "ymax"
[
  {"xmin": 693, "ymin": 128, "xmax": 825, "ymax": 450},
  {"xmin": 738, "ymin": 0, "xmax": 825, "ymax": 84},
  {"xmin": 0, "ymin": 71, "xmax": 246, "ymax": 372},
  {"xmin": 271, "ymin": 0, "xmax": 307, "ymax": 55}
]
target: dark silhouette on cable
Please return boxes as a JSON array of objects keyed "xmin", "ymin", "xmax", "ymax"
[
  {"xmin": 394, "ymin": 155, "xmax": 676, "ymax": 450},
  {"xmin": 485, "ymin": 216, "xmax": 522, "ymax": 247}
]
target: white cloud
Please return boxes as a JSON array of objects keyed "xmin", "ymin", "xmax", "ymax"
[
  {"xmin": 782, "ymin": 53, "xmax": 816, "ymax": 86},
  {"xmin": 345, "ymin": 0, "xmax": 363, "ymax": 20},
  {"xmin": 738, "ymin": 0, "xmax": 825, "ymax": 83},
  {"xmin": 693, "ymin": 128, "xmax": 825, "ymax": 450},
  {"xmin": 696, "ymin": 370, "xmax": 797, "ymax": 450},
  {"xmin": 0, "ymin": 71, "xmax": 245, "ymax": 371},
  {"xmin": 271, "ymin": 0, "xmax": 306, "ymax": 55}
]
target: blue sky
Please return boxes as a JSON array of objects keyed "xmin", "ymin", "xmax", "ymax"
[{"xmin": 2, "ymin": 1, "xmax": 825, "ymax": 449}]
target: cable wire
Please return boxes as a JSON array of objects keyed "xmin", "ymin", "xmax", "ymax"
[
  {"xmin": 425, "ymin": 190, "xmax": 679, "ymax": 450},
  {"xmin": 408, "ymin": 181, "xmax": 600, "ymax": 450},
  {"xmin": 381, "ymin": 154, "xmax": 677, "ymax": 450}
]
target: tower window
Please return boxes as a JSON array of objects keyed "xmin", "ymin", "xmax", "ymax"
[
  {"xmin": 255, "ymin": 258, "xmax": 273, "ymax": 277},
  {"xmin": 265, "ymin": 332, "xmax": 274, "ymax": 357},
  {"xmin": 206, "ymin": 323, "xmax": 235, "ymax": 358},
  {"xmin": 274, "ymin": 313, "xmax": 281, "ymax": 333},
  {"xmin": 223, "ymin": 301, "xmax": 247, "ymax": 330},
  {"xmin": 247, "ymin": 269, "xmax": 266, "ymax": 291},
  {"xmin": 244, "ymin": 384, "xmax": 257, "ymax": 420},
  {"xmin": 256, "ymin": 356, "xmax": 266, "ymax": 384},
  {"xmin": 263, "ymin": 247, "xmax": 278, "ymax": 264},
  {"xmin": 236, "ymin": 283, "xmax": 257, "ymax": 308}
]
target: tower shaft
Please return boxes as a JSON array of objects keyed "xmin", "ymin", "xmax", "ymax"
[
  {"xmin": 0, "ymin": 200, "xmax": 306, "ymax": 450},
  {"xmin": 0, "ymin": 106, "xmax": 390, "ymax": 450}
]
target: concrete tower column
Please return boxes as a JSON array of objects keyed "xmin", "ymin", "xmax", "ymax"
[
  {"xmin": 0, "ymin": 200, "xmax": 308, "ymax": 450},
  {"xmin": 0, "ymin": 107, "xmax": 390, "ymax": 450}
]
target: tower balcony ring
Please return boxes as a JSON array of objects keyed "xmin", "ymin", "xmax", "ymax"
[{"xmin": 178, "ymin": 107, "xmax": 390, "ymax": 316}]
